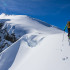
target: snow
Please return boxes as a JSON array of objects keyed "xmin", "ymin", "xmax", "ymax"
[
  {"xmin": 7, "ymin": 33, "xmax": 70, "ymax": 70},
  {"xmin": 0, "ymin": 13, "xmax": 70, "ymax": 70}
]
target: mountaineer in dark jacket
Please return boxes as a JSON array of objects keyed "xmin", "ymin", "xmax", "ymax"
[{"xmin": 64, "ymin": 21, "xmax": 70, "ymax": 39}]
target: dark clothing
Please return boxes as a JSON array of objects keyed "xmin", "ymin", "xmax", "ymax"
[
  {"xmin": 67, "ymin": 22, "xmax": 70, "ymax": 28},
  {"xmin": 68, "ymin": 28, "xmax": 70, "ymax": 37}
]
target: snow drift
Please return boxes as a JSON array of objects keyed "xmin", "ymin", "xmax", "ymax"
[{"xmin": 0, "ymin": 13, "xmax": 70, "ymax": 70}]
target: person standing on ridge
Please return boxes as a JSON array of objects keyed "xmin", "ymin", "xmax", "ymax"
[{"xmin": 64, "ymin": 21, "xmax": 70, "ymax": 39}]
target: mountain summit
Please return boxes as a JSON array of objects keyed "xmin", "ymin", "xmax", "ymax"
[{"xmin": 0, "ymin": 14, "xmax": 70, "ymax": 70}]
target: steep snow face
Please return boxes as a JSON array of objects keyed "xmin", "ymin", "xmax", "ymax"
[
  {"xmin": 0, "ymin": 32, "xmax": 70, "ymax": 70},
  {"xmin": 1, "ymin": 13, "xmax": 62, "ymax": 35},
  {"xmin": 0, "ymin": 14, "xmax": 62, "ymax": 52},
  {"xmin": 9, "ymin": 33, "xmax": 70, "ymax": 70},
  {"xmin": 0, "ymin": 14, "xmax": 63, "ymax": 52},
  {"xmin": 0, "ymin": 14, "xmax": 69, "ymax": 70}
]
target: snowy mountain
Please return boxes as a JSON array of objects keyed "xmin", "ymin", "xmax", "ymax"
[{"xmin": 0, "ymin": 13, "xmax": 70, "ymax": 70}]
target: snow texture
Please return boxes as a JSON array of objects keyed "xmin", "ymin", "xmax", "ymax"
[{"xmin": 0, "ymin": 13, "xmax": 70, "ymax": 70}]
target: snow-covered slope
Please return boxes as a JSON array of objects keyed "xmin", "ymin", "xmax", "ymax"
[{"xmin": 0, "ymin": 13, "xmax": 70, "ymax": 70}]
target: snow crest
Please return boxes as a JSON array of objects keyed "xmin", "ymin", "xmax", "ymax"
[{"xmin": 0, "ymin": 14, "xmax": 69, "ymax": 70}]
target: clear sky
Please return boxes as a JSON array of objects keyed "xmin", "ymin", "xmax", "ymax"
[{"xmin": 0, "ymin": 0, "xmax": 70, "ymax": 30}]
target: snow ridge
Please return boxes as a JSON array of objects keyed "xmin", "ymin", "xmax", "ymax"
[{"xmin": 0, "ymin": 14, "xmax": 70, "ymax": 70}]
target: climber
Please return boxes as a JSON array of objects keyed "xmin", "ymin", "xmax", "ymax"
[{"xmin": 64, "ymin": 21, "xmax": 70, "ymax": 39}]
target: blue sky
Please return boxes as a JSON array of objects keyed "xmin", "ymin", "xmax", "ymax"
[{"xmin": 0, "ymin": 0, "xmax": 70, "ymax": 30}]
